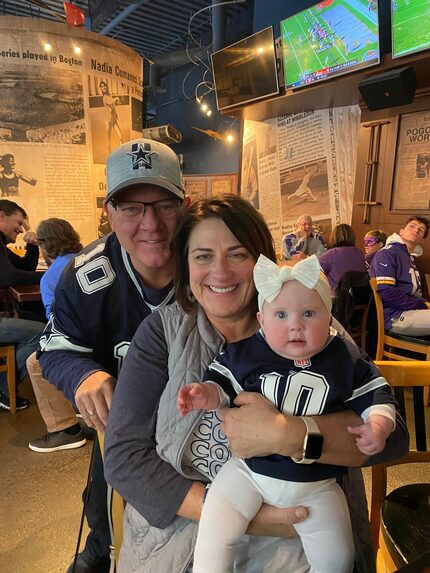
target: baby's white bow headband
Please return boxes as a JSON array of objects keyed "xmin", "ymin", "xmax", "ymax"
[{"xmin": 253, "ymin": 254, "xmax": 332, "ymax": 313}]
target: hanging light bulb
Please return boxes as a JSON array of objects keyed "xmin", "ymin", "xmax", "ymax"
[
  {"xmin": 201, "ymin": 103, "xmax": 208, "ymax": 112},
  {"xmin": 225, "ymin": 133, "xmax": 234, "ymax": 143},
  {"xmin": 206, "ymin": 109, "xmax": 212, "ymax": 117}
]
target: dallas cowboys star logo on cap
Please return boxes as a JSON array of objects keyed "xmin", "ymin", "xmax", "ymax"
[{"xmin": 127, "ymin": 142, "xmax": 157, "ymax": 170}]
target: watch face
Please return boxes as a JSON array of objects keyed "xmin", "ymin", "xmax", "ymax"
[{"xmin": 304, "ymin": 433, "xmax": 324, "ymax": 460}]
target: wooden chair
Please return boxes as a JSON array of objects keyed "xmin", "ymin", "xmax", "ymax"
[
  {"xmin": 370, "ymin": 361, "xmax": 430, "ymax": 573},
  {"xmin": 98, "ymin": 431, "xmax": 125, "ymax": 567},
  {"xmin": 332, "ymin": 271, "xmax": 372, "ymax": 350},
  {"xmin": 369, "ymin": 278, "xmax": 430, "ymax": 363},
  {"xmin": 0, "ymin": 345, "xmax": 16, "ymax": 414},
  {"xmin": 369, "ymin": 278, "xmax": 430, "ymax": 405}
]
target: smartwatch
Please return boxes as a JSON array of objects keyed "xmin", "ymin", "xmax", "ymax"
[{"xmin": 292, "ymin": 416, "xmax": 324, "ymax": 464}]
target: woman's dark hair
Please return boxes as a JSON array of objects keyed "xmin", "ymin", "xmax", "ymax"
[
  {"xmin": 99, "ymin": 81, "xmax": 109, "ymax": 94},
  {"xmin": 328, "ymin": 223, "xmax": 356, "ymax": 248},
  {"xmin": 174, "ymin": 195, "xmax": 276, "ymax": 312},
  {"xmin": 36, "ymin": 218, "xmax": 82, "ymax": 260},
  {"xmin": 0, "ymin": 154, "xmax": 14, "ymax": 169},
  {"xmin": 402, "ymin": 215, "xmax": 430, "ymax": 238}
]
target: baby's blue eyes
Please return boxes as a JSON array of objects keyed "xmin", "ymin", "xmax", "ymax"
[{"xmin": 274, "ymin": 310, "xmax": 315, "ymax": 319}]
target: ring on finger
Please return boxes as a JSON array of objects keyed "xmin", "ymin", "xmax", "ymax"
[{"xmin": 88, "ymin": 408, "xmax": 97, "ymax": 417}]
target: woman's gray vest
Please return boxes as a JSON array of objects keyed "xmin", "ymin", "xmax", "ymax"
[{"xmin": 118, "ymin": 303, "xmax": 374, "ymax": 573}]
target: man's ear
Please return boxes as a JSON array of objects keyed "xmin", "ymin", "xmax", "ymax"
[
  {"xmin": 104, "ymin": 203, "xmax": 115, "ymax": 229},
  {"xmin": 185, "ymin": 194, "xmax": 191, "ymax": 208}
]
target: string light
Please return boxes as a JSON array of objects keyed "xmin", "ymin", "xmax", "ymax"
[
  {"xmin": 44, "ymin": 43, "xmax": 52, "ymax": 52},
  {"xmin": 74, "ymin": 46, "xmax": 81, "ymax": 55},
  {"xmin": 225, "ymin": 133, "xmax": 234, "ymax": 143}
]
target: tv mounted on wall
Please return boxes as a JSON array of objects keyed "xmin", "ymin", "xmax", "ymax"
[
  {"xmin": 211, "ymin": 26, "xmax": 279, "ymax": 112},
  {"xmin": 281, "ymin": 0, "xmax": 380, "ymax": 90},
  {"xmin": 391, "ymin": 0, "xmax": 430, "ymax": 59}
]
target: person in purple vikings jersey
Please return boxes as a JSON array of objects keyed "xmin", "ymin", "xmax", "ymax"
[{"xmin": 370, "ymin": 215, "xmax": 430, "ymax": 336}]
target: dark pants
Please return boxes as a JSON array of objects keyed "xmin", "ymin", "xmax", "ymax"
[{"xmin": 83, "ymin": 439, "xmax": 111, "ymax": 560}]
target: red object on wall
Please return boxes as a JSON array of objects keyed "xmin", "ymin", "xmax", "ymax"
[{"xmin": 63, "ymin": 2, "xmax": 85, "ymax": 26}]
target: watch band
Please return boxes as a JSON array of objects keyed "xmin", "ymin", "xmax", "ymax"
[{"xmin": 291, "ymin": 416, "xmax": 322, "ymax": 465}]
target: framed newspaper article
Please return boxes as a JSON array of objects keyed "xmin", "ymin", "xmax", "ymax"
[{"xmin": 391, "ymin": 111, "xmax": 430, "ymax": 211}]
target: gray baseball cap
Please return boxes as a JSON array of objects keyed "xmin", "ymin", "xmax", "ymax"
[{"xmin": 105, "ymin": 138, "xmax": 185, "ymax": 203}]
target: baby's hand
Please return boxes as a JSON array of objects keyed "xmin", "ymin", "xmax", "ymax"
[
  {"xmin": 177, "ymin": 383, "xmax": 209, "ymax": 416},
  {"xmin": 347, "ymin": 421, "xmax": 387, "ymax": 455}
]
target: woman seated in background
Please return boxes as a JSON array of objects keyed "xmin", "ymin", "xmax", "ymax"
[
  {"xmin": 363, "ymin": 229, "xmax": 387, "ymax": 270},
  {"xmin": 104, "ymin": 196, "xmax": 408, "ymax": 573},
  {"xmin": 318, "ymin": 223, "xmax": 367, "ymax": 292},
  {"xmin": 26, "ymin": 218, "xmax": 84, "ymax": 453},
  {"xmin": 36, "ymin": 217, "xmax": 83, "ymax": 319}
]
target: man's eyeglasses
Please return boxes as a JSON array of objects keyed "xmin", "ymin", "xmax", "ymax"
[
  {"xmin": 111, "ymin": 199, "xmax": 181, "ymax": 222},
  {"xmin": 363, "ymin": 237, "xmax": 378, "ymax": 247}
]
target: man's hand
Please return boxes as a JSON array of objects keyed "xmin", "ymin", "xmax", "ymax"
[
  {"xmin": 292, "ymin": 252, "xmax": 307, "ymax": 261},
  {"xmin": 75, "ymin": 370, "xmax": 116, "ymax": 432},
  {"xmin": 23, "ymin": 231, "xmax": 38, "ymax": 245}
]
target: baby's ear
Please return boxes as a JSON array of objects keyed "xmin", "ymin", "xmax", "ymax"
[{"xmin": 257, "ymin": 311, "xmax": 264, "ymax": 329}]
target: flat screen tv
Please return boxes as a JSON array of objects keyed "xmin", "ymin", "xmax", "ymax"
[
  {"xmin": 391, "ymin": 0, "xmax": 430, "ymax": 59},
  {"xmin": 211, "ymin": 27, "xmax": 279, "ymax": 111},
  {"xmin": 281, "ymin": 0, "xmax": 380, "ymax": 90}
]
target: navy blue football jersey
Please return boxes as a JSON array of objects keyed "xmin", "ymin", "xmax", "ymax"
[
  {"xmin": 38, "ymin": 233, "xmax": 175, "ymax": 403},
  {"xmin": 205, "ymin": 331, "xmax": 397, "ymax": 482}
]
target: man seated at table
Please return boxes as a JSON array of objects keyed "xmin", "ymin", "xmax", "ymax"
[
  {"xmin": 370, "ymin": 215, "xmax": 430, "ymax": 336},
  {"xmin": 0, "ymin": 199, "xmax": 45, "ymax": 410},
  {"xmin": 281, "ymin": 214, "xmax": 326, "ymax": 260}
]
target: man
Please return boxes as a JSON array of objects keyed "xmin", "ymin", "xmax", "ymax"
[
  {"xmin": 0, "ymin": 199, "xmax": 44, "ymax": 410},
  {"xmin": 281, "ymin": 214, "xmax": 326, "ymax": 260},
  {"xmin": 0, "ymin": 199, "xmax": 40, "ymax": 287},
  {"xmin": 370, "ymin": 215, "xmax": 430, "ymax": 336},
  {"xmin": 38, "ymin": 138, "xmax": 186, "ymax": 573}
]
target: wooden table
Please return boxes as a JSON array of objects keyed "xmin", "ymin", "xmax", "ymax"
[{"xmin": 8, "ymin": 284, "xmax": 41, "ymax": 303}]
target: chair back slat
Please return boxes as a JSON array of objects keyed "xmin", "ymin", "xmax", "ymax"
[{"xmin": 412, "ymin": 387, "xmax": 426, "ymax": 451}]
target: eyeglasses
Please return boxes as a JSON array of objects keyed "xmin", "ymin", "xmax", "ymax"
[
  {"xmin": 111, "ymin": 199, "xmax": 181, "ymax": 222},
  {"xmin": 363, "ymin": 237, "xmax": 378, "ymax": 247}
]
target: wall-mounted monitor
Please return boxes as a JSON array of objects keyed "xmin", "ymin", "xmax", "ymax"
[
  {"xmin": 281, "ymin": 0, "xmax": 380, "ymax": 90},
  {"xmin": 211, "ymin": 26, "xmax": 279, "ymax": 112},
  {"xmin": 391, "ymin": 0, "xmax": 430, "ymax": 59}
]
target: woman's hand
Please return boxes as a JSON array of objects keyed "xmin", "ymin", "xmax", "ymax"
[
  {"xmin": 246, "ymin": 503, "xmax": 307, "ymax": 538},
  {"xmin": 219, "ymin": 392, "xmax": 302, "ymax": 459},
  {"xmin": 177, "ymin": 482, "xmax": 307, "ymax": 539}
]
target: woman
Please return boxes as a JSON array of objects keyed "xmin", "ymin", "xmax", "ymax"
[
  {"xmin": 318, "ymin": 223, "xmax": 366, "ymax": 291},
  {"xmin": 104, "ymin": 196, "xmax": 408, "ymax": 572},
  {"xmin": 99, "ymin": 81, "xmax": 123, "ymax": 153},
  {"xmin": 27, "ymin": 218, "xmax": 84, "ymax": 452},
  {"xmin": 0, "ymin": 154, "xmax": 37, "ymax": 197},
  {"xmin": 36, "ymin": 218, "xmax": 83, "ymax": 319},
  {"xmin": 363, "ymin": 229, "xmax": 387, "ymax": 270}
]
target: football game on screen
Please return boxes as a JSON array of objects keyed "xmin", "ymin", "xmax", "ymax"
[
  {"xmin": 391, "ymin": 0, "xmax": 430, "ymax": 59},
  {"xmin": 281, "ymin": 0, "xmax": 380, "ymax": 90}
]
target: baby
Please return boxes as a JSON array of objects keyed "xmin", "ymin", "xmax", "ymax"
[{"xmin": 178, "ymin": 254, "xmax": 397, "ymax": 573}]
